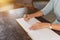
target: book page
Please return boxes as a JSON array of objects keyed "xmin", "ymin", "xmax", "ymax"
[{"xmin": 16, "ymin": 18, "xmax": 60, "ymax": 40}]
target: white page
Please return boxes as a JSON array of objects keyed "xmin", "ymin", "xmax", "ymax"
[{"xmin": 16, "ymin": 18, "xmax": 60, "ymax": 40}]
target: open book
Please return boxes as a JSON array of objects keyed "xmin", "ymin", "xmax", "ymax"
[{"xmin": 16, "ymin": 18, "xmax": 60, "ymax": 40}]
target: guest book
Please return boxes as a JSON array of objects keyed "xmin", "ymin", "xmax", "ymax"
[{"xmin": 16, "ymin": 18, "xmax": 60, "ymax": 40}]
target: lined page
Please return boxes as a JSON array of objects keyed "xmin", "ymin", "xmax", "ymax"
[{"xmin": 16, "ymin": 18, "xmax": 60, "ymax": 40}]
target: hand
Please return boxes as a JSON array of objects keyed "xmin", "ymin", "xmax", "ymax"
[
  {"xmin": 24, "ymin": 14, "xmax": 32, "ymax": 21},
  {"xmin": 29, "ymin": 22, "xmax": 50, "ymax": 30}
]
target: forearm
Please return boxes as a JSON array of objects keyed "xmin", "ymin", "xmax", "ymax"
[{"xmin": 29, "ymin": 11, "xmax": 43, "ymax": 18}]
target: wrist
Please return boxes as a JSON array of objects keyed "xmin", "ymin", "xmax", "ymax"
[{"xmin": 49, "ymin": 24, "xmax": 53, "ymax": 29}]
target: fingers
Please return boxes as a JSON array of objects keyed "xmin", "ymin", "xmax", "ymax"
[
  {"xmin": 24, "ymin": 14, "xmax": 27, "ymax": 18},
  {"xmin": 24, "ymin": 14, "xmax": 30, "ymax": 21},
  {"xmin": 29, "ymin": 22, "xmax": 41, "ymax": 30},
  {"xmin": 29, "ymin": 26, "xmax": 36, "ymax": 30}
]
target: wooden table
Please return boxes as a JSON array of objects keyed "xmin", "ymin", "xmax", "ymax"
[{"xmin": 0, "ymin": 12, "xmax": 32, "ymax": 40}]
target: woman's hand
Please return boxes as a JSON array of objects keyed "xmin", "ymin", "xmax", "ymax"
[
  {"xmin": 29, "ymin": 22, "xmax": 50, "ymax": 30},
  {"xmin": 24, "ymin": 14, "xmax": 32, "ymax": 21}
]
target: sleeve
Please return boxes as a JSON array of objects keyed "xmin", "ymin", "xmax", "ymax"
[{"xmin": 41, "ymin": 0, "xmax": 54, "ymax": 15}]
